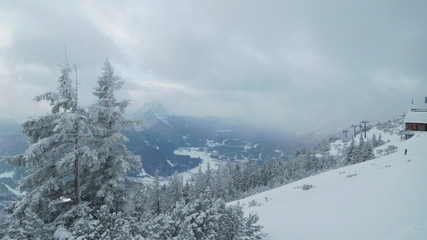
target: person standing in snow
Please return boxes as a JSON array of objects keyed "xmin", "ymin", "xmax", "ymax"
[{"xmin": 404, "ymin": 148, "xmax": 408, "ymax": 155}]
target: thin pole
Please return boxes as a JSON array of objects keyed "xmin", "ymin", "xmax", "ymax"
[
  {"xmin": 361, "ymin": 121, "xmax": 369, "ymax": 138},
  {"xmin": 64, "ymin": 46, "xmax": 69, "ymax": 67},
  {"xmin": 74, "ymin": 124, "xmax": 81, "ymax": 204},
  {"xmin": 342, "ymin": 129, "xmax": 349, "ymax": 138},
  {"xmin": 73, "ymin": 64, "xmax": 81, "ymax": 204},
  {"xmin": 350, "ymin": 124, "xmax": 357, "ymax": 138},
  {"xmin": 74, "ymin": 65, "xmax": 78, "ymax": 105}
]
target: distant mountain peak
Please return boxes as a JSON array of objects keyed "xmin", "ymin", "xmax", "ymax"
[{"xmin": 133, "ymin": 102, "xmax": 173, "ymax": 130}]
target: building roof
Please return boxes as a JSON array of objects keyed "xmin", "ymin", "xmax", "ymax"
[{"xmin": 404, "ymin": 109, "xmax": 427, "ymax": 124}]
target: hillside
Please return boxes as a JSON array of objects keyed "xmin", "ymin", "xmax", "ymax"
[
  {"xmin": 126, "ymin": 102, "xmax": 306, "ymax": 176},
  {"xmin": 232, "ymin": 127, "xmax": 427, "ymax": 239},
  {"xmin": 0, "ymin": 103, "xmax": 309, "ymax": 208}
]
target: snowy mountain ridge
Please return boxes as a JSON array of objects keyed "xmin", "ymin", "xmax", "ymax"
[
  {"xmin": 0, "ymin": 102, "xmax": 304, "ymax": 208},
  {"xmin": 132, "ymin": 101, "xmax": 172, "ymax": 130},
  {"xmin": 125, "ymin": 103, "xmax": 302, "ymax": 177},
  {"xmin": 233, "ymin": 122, "xmax": 427, "ymax": 240}
]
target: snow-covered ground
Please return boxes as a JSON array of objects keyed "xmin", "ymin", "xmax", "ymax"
[
  {"xmin": 233, "ymin": 132, "xmax": 427, "ymax": 240},
  {"xmin": 174, "ymin": 147, "xmax": 223, "ymax": 182},
  {"xmin": 0, "ymin": 171, "xmax": 14, "ymax": 179},
  {"xmin": 3, "ymin": 183, "xmax": 25, "ymax": 196},
  {"xmin": 136, "ymin": 147, "xmax": 223, "ymax": 183},
  {"xmin": 329, "ymin": 122, "xmax": 404, "ymax": 158}
]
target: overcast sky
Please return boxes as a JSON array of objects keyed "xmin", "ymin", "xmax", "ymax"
[{"xmin": 0, "ymin": 0, "xmax": 426, "ymax": 136}]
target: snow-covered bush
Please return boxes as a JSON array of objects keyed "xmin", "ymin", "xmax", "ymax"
[
  {"xmin": 140, "ymin": 196, "xmax": 263, "ymax": 240},
  {"xmin": 71, "ymin": 205, "xmax": 137, "ymax": 240},
  {"xmin": 300, "ymin": 184, "xmax": 315, "ymax": 191},
  {"xmin": 53, "ymin": 226, "xmax": 73, "ymax": 240},
  {"xmin": 346, "ymin": 173, "xmax": 357, "ymax": 178},
  {"xmin": 248, "ymin": 200, "xmax": 262, "ymax": 207},
  {"xmin": 377, "ymin": 145, "xmax": 398, "ymax": 156},
  {"xmin": 384, "ymin": 145, "xmax": 398, "ymax": 155}
]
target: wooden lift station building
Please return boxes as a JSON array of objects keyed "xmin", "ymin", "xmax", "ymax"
[{"xmin": 402, "ymin": 109, "xmax": 427, "ymax": 139}]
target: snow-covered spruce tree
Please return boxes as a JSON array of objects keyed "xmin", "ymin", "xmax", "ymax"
[
  {"xmin": 62, "ymin": 60, "xmax": 143, "ymax": 240},
  {"xmin": 242, "ymin": 156, "xmax": 259, "ymax": 191},
  {"xmin": 1, "ymin": 62, "xmax": 95, "ymax": 238},
  {"xmin": 164, "ymin": 173, "xmax": 184, "ymax": 211},
  {"xmin": 302, "ymin": 154, "xmax": 321, "ymax": 175},
  {"xmin": 372, "ymin": 134, "xmax": 378, "ymax": 146},
  {"xmin": 372, "ymin": 133, "xmax": 385, "ymax": 148},
  {"xmin": 148, "ymin": 169, "xmax": 163, "ymax": 215},
  {"xmin": 232, "ymin": 161, "xmax": 245, "ymax": 193},
  {"xmin": 191, "ymin": 166, "xmax": 210, "ymax": 199},
  {"xmin": 82, "ymin": 59, "xmax": 141, "ymax": 213},
  {"xmin": 363, "ymin": 141, "xmax": 375, "ymax": 161},
  {"xmin": 354, "ymin": 134, "xmax": 366, "ymax": 163},
  {"xmin": 211, "ymin": 163, "xmax": 232, "ymax": 200},
  {"xmin": 377, "ymin": 133, "xmax": 385, "ymax": 146},
  {"xmin": 260, "ymin": 159, "xmax": 274, "ymax": 187},
  {"xmin": 345, "ymin": 139, "xmax": 356, "ymax": 165}
]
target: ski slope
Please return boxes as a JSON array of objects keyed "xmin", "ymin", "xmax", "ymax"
[{"xmin": 232, "ymin": 132, "xmax": 427, "ymax": 240}]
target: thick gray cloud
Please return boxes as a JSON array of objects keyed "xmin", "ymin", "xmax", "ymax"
[{"xmin": 0, "ymin": 0, "xmax": 426, "ymax": 136}]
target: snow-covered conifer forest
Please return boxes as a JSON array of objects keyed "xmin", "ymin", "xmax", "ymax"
[
  {"xmin": 1, "ymin": 1, "xmax": 426, "ymax": 238},
  {"xmin": 0, "ymin": 60, "xmax": 263, "ymax": 239},
  {"xmin": 0, "ymin": 57, "xmax": 426, "ymax": 239}
]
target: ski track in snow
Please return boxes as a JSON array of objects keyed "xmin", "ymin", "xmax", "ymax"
[{"xmin": 232, "ymin": 131, "xmax": 427, "ymax": 240}]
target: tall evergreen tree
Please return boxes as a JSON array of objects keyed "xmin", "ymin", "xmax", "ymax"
[
  {"xmin": 353, "ymin": 134, "xmax": 366, "ymax": 163},
  {"xmin": 242, "ymin": 156, "xmax": 258, "ymax": 191},
  {"xmin": 84, "ymin": 59, "xmax": 141, "ymax": 212},
  {"xmin": 346, "ymin": 139, "xmax": 356, "ymax": 165},
  {"xmin": 364, "ymin": 141, "xmax": 375, "ymax": 161},
  {"xmin": 372, "ymin": 134, "xmax": 377, "ymax": 146},
  {"xmin": 165, "ymin": 173, "xmax": 183, "ymax": 211},
  {"xmin": 191, "ymin": 166, "xmax": 208, "ymax": 198},
  {"xmin": 232, "ymin": 162, "xmax": 244, "ymax": 193},
  {"xmin": 150, "ymin": 169, "xmax": 162, "ymax": 215},
  {"xmin": 1, "ymin": 61, "xmax": 95, "ymax": 238}
]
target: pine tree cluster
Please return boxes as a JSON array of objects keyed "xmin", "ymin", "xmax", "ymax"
[
  {"xmin": 135, "ymin": 150, "xmax": 338, "ymax": 219},
  {"xmin": 345, "ymin": 134, "xmax": 377, "ymax": 165},
  {"xmin": 0, "ymin": 59, "xmax": 263, "ymax": 239},
  {"xmin": 0, "ymin": 57, "xmax": 387, "ymax": 239}
]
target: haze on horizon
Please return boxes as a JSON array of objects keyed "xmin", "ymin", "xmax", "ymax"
[{"xmin": 0, "ymin": 0, "xmax": 426, "ymax": 136}]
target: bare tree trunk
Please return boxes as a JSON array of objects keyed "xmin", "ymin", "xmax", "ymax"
[
  {"xmin": 75, "ymin": 124, "xmax": 81, "ymax": 204},
  {"xmin": 74, "ymin": 64, "xmax": 81, "ymax": 204}
]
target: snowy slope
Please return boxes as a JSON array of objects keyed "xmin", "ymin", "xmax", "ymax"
[
  {"xmin": 329, "ymin": 120, "xmax": 403, "ymax": 158},
  {"xmin": 232, "ymin": 132, "xmax": 427, "ymax": 240}
]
